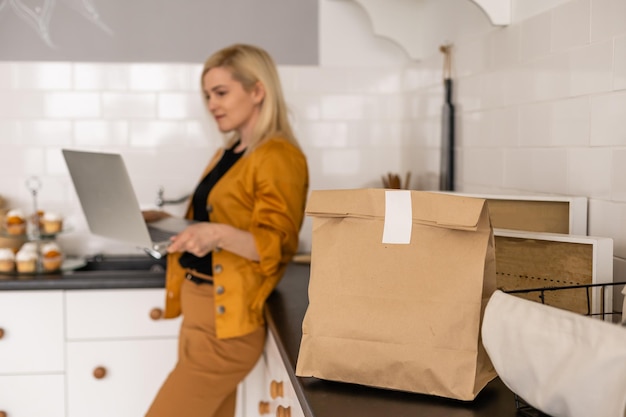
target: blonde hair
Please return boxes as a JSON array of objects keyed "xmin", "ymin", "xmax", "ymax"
[{"xmin": 201, "ymin": 44, "xmax": 298, "ymax": 152}]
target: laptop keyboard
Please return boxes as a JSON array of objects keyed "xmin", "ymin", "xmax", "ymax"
[{"xmin": 148, "ymin": 226, "xmax": 175, "ymax": 243}]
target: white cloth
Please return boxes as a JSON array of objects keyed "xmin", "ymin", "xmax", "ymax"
[{"xmin": 482, "ymin": 290, "xmax": 626, "ymax": 417}]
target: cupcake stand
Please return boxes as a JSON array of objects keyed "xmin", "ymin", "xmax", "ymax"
[{"xmin": 0, "ymin": 177, "xmax": 85, "ymax": 276}]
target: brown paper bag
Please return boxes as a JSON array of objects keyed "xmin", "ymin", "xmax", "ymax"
[{"xmin": 296, "ymin": 189, "xmax": 497, "ymax": 401}]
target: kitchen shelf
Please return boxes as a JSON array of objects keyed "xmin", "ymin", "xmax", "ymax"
[
  {"xmin": 471, "ymin": 0, "xmax": 511, "ymax": 25},
  {"xmin": 351, "ymin": 0, "xmax": 510, "ymax": 60}
]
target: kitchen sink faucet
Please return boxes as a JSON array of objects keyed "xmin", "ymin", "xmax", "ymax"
[{"xmin": 155, "ymin": 186, "xmax": 190, "ymax": 208}]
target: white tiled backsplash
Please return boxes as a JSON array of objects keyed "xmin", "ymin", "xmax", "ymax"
[
  {"xmin": 1, "ymin": 0, "xmax": 626, "ymax": 286},
  {"xmin": 0, "ymin": 62, "xmax": 413, "ymax": 255}
]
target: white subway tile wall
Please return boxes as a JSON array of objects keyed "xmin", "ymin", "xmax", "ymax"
[
  {"xmin": 520, "ymin": 12, "xmax": 552, "ymax": 62},
  {"xmin": 590, "ymin": 0, "xmax": 626, "ymax": 43},
  {"xmin": 590, "ymin": 91, "xmax": 626, "ymax": 146},
  {"xmin": 550, "ymin": 0, "xmax": 590, "ymax": 52},
  {"xmin": 73, "ymin": 63, "xmax": 130, "ymax": 91},
  {"xmin": 0, "ymin": 62, "xmax": 407, "ymax": 255},
  {"xmin": 612, "ymin": 150, "xmax": 626, "ymax": 202},
  {"xmin": 569, "ymin": 40, "xmax": 613, "ymax": 96},
  {"xmin": 614, "ymin": 35, "xmax": 626, "ymax": 90},
  {"xmin": 44, "ymin": 93, "xmax": 100, "ymax": 119},
  {"xmin": 102, "ymin": 93, "xmax": 157, "ymax": 119},
  {"xmin": 567, "ymin": 147, "xmax": 613, "ymax": 199},
  {"xmin": 0, "ymin": 0, "xmax": 624, "ymax": 288}
]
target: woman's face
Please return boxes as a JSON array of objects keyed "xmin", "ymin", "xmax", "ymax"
[{"xmin": 202, "ymin": 66, "xmax": 264, "ymax": 141}]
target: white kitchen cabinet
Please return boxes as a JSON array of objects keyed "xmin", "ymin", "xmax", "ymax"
[
  {"xmin": 244, "ymin": 331, "xmax": 304, "ymax": 417},
  {"xmin": 64, "ymin": 288, "xmax": 247, "ymax": 417},
  {"xmin": 0, "ymin": 286, "xmax": 298, "ymax": 417},
  {"xmin": 65, "ymin": 288, "xmax": 182, "ymax": 339},
  {"xmin": 65, "ymin": 288, "xmax": 182, "ymax": 417},
  {"xmin": 0, "ymin": 375, "xmax": 65, "ymax": 417},
  {"xmin": 0, "ymin": 291, "xmax": 65, "ymax": 417},
  {"xmin": 265, "ymin": 332, "xmax": 305, "ymax": 417},
  {"xmin": 66, "ymin": 338, "xmax": 177, "ymax": 417},
  {"xmin": 241, "ymin": 353, "xmax": 269, "ymax": 417},
  {"xmin": 0, "ymin": 291, "xmax": 64, "ymax": 374}
]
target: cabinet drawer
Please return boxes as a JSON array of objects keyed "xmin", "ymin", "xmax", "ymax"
[
  {"xmin": 0, "ymin": 291, "xmax": 64, "ymax": 374},
  {"xmin": 0, "ymin": 374, "xmax": 65, "ymax": 417},
  {"xmin": 265, "ymin": 332, "xmax": 290, "ymax": 385},
  {"xmin": 241, "ymin": 354, "xmax": 268, "ymax": 417},
  {"xmin": 65, "ymin": 289, "xmax": 182, "ymax": 339},
  {"xmin": 66, "ymin": 338, "xmax": 177, "ymax": 417},
  {"xmin": 263, "ymin": 332, "xmax": 305, "ymax": 417}
]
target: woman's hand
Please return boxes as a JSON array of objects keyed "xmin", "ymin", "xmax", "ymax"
[
  {"xmin": 142, "ymin": 210, "xmax": 172, "ymax": 223},
  {"xmin": 167, "ymin": 223, "xmax": 223, "ymax": 258},
  {"xmin": 167, "ymin": 222, "xmax": 260, "ymax": 261}
]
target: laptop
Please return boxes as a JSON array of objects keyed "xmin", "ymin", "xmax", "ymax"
[{"xmin": 62, "ymin": 149, "xmax": 195, "ymax": 259}]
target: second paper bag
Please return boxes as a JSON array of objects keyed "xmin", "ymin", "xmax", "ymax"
[{"xmin": 295, "ymin": 189, "xmax": 497, "ymax": 401}]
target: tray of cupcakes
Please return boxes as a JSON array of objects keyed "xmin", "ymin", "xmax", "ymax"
[
  {"xmin": 0, "ymin": 241, "xmax": 66, "ymax": 275},
  {"xmin": 0, "ymin": 204, "xmax": 83, "ymax": 275},
  {"xmin": 3, "ymin": 208, "xmax": 65, "ymax": 238},
  {"xmin": 0, "ymin": 242, "xmax": 86, "ymax": 275}
]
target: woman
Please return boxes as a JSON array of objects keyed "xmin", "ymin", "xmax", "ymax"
[{"xmin": 144, "ymin": 44, "xmax": 309, "ymax": 417}]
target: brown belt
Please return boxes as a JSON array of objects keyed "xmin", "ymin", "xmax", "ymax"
[{"xmin": 184, "ymin": 271, "xmax": 214, "ymax": 286}]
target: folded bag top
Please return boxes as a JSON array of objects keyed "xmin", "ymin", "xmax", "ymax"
[{"xmin": 305, "ymin": 188, "xmax": 486, "ymax": 231}]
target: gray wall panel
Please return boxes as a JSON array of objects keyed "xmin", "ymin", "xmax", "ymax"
[{"xmin": 0, "ymin": 0, "xmax": 318, "ymax": 64}]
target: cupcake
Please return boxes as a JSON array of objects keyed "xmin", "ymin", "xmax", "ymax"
[
  {"xmin": 15, "ymin": 249, "xmax": 37, "ymax": 273},
  {"xmin": 5, "ymin": 209, "xmax": 26, "ymax": 236},
  {"xmin": 41, "ymin": 242, "xmax": 63, "ymax": 272},
  {"xmin": 19, "ymin": 242, "xmax": 39, "ymax": 254},
  {"xmin": 41, "ymin": 212, "xmax": 63, "ymax": 235},
  {"xmin": 0, "ymin": 248, "xmax": 15, "ymax": 273}
]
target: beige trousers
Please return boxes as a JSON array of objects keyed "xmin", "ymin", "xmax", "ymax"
[{"xmin": 146, "ymin": 279, "xmax": 266, "ymax": 417}]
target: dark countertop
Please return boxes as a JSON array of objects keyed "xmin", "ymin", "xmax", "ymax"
[
  {"xmin": 0, "ymin": 256, "xmax": 519, "ymax": 417},
  {"xmin": 0, "ymin": 270, "xmax": 166, "ymax": 291},
  {"xmin": 0, "ymin": 255, "xmax": 167, "ymax": 291}
]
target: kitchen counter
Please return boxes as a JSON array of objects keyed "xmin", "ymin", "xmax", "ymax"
[
  {"xmin": 0, "ymin": 255, "xmax": 167, "ymax": 291},
  {"xmin": 0, "ymin": 256, "xmax": 519, "ymax": 417},
  {"xmin": 267, "ymin": 263, "xmax": 519, "ymax": 417}
]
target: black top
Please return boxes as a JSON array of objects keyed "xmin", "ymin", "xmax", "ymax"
[{"xmin": 179, "ymin": 142, "xmax": 244, "ymax": 274}]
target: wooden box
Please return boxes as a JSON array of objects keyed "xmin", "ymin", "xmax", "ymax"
[
  {"xmin": 451, "ymin": 193, "xmax": 587, "ymax": 235},
  {"xmin": 494, "ymin": 229, "xmax": 613, "ymax": 317}
]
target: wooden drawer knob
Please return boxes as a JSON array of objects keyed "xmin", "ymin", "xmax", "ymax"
[
  {"xmin": 0, "ymin": 410, "xmax": 7, "ymax": 417},
  {"xmin": 0, "ymin": 328, "xmax": 4, "ymax": 340},
  {"xmin": 150, "ymin": 308, "xmax": 163, "ymax": 320},
  {"xmin": 93, "ymin": 366, "xmax": 107, "ymax": 379},
  {"xmin": 258, "ymin": 401, "xmax": 270, "ymax": 415},
  {"xmin": 270, "ymin": 380, "xmax": 284, "ymax": 399},
  {"xmin": 276, "ymin": 405, "xmax": 291, "ymax": 417}
]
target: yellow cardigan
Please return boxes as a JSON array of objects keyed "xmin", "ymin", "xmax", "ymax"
[{"xmin": 162, "ymin": 137, "xmax": 309, "ymax": 339}]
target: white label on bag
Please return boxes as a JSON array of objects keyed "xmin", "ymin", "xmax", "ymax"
[{"xmin": 382, "ymin": 190, "xmax": 412, "ymax": 244}]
